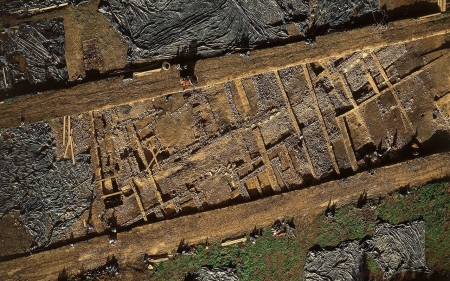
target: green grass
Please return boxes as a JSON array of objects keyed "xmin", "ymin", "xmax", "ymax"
[
  {"xmin": 3, "ymin": 98, "xmax": 15, "ymax": 105},
  {"xmin": 149, "ymin": 182, "xmax": 449, "ymax": 281}
]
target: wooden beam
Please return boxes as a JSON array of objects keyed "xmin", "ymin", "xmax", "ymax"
[
  {"xmin": 96, "ymin": 175, "xmax": 119, "ymax": 183},
  {"xmin": 2, "ymin": 67, "xmax": 7, "ymax": 88},
  {"xmin": 62, "ymin": 116, "xmax": 66, "ymax": 146},
  {"xmin": 101, "ymin": 191, "xmax": 123, "ymax": 199},
  {"xmin": 70, "ymin": 130, "xmax": 75, "ymax": 165},
  {"xmin": 221, "ymin": 237, "xmax": 247, "ymax": 247},
  {"xmin": 64, "ymin": 135, "xmax": 72, "ymax": 158}
]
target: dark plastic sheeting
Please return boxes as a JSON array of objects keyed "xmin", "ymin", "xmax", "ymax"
[
  {"xmin": 0, "ymin": 122, "xmax": 94, "ymax": 249},
  {"xmin": 0, "ymin": 18, "xmax": 68, "ymax": 92}
]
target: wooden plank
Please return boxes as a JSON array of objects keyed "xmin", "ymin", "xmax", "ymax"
[
  {"xmin": 96, "ymin": 175, "xmax": 119, "ymax": 183},
  {"xmin": 149, "ymin": 258, "xmax": 169, "ymax": 263},
  {"xmin": 2, "ymin": 67, "xmax": 7, "ymax": 88},
  {"xmin": 221, "ymin": 237, "xmax": 247, "ymax": 247},
  {"xmin": 418, "ymin": 13, "xmax": 441, "ymax": 20},
  {"xmin": 133, "ymin": 69, "xmax": 161, "ymax": 79},
  {"xmin": 101, "ymin": 191, "xmax": 123, "ymax": 199}
]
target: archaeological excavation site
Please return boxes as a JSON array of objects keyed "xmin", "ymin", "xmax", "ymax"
[{"xmin": 0, "ymin": 0, "xmax": 450, "ymax": 280}]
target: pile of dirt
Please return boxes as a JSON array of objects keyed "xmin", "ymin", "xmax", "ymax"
[
  {"xmin": 0, "ymin": 122, "xmax": 94, "ymax": 249},
  {"xmin": 0, "ymin": 18, "xmax": 68, "ymax": 93},
  {"xmin": 362, "ymin": 221, "xmax": 429, "ymax": 279},
  {"xmin": 99, "ymin": 0, "xmax": 381, "ymax": 62},
  {"xmin": 303, "ymin": 221, "xmax": 428, "ymax": 280},
  {"xmin": 186, "ymin": 267, "xmax": 239, "ymax": 281},
  {"xmin": 303, "ymin": 241, "xmax": 364, "ymax": 281}
]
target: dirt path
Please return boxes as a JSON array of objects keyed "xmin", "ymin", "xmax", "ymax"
[
  {"xmin": 2, "ymin": 152, "xmax": 449, "ymax": 281},
  {"xmin": 0, "ymin": 15, "xmax": 449, "ymax": 128}
]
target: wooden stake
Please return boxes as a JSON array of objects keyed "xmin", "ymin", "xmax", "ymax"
[
  {"xmin": 2, "ymin": 67, "xmax": 7, "ymax": 88},
  {"xmin": 70, "ymin": 129, "xmax": 75, "ymax": 165},
  {"xmin": 62, "ymin": 116, "xmax": 66, "ymax": 146},
  {"xmin": 64, "ymin": 135, "xmax": 71, "ymax": 158},
  {"xmin": 67, "ymin": 116, "xmax": 71, "ymax": 140}
]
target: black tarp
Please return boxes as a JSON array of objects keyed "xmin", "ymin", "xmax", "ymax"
[
  {"xmin": 0, "ymin": 18, "xmax": 68, "ymax": 92},
  {"xmin": 99, "ymin": 0, "xmax": 380, "ymax": 62},
  {"xmin": 0, "ymin": 0, "xmax": 89, "ymax": 15},
  {"xmin": 0, "ymin": 122, "xmax": 94, "ymax": 249},
  {"xmin": 98, "ymin": 0, "xmax": 310, "ymax": 61}
]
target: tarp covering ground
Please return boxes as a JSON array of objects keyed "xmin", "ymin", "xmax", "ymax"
[
  {"xmin": 0, "ymin": 18, "xmax": 68, "ymax": 92},
  {"xmin": 99, "ymin": 0, "xmax": 380, "ymax": 61},
  {"xmin": 303, "ymin": 221, "xmax": 428, "ymax": 280},
  {"xmin": 0, "ymin": 122, "xmax": 94, "ymax": 249},
  {"xmin": 0, "ymin": 0, "xmax": 89, "ymax": 15}
]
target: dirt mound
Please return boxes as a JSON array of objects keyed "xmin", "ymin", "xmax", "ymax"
[
  {"xmin": 362, "ymin": 221, "xmax": 429, "ymax": 279},
  {"xmin": 187, "ymin": 267, "xmax": 239, "ymax": 281},
  {"xmin": 303, "ymin": 241, "xmax": 364, "ymax": 281},
  {"xmin": 0, "ymin": 18, "xmax": 68, "ymax": 93},
  {"xmin": 0, "ymin": 122, "xmax": 94, "ymax": 249}
]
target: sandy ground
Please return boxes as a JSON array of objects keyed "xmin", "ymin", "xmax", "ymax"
[{"xmin": 1, "ymin": 152, "xmax": 449, "ymax": 281}]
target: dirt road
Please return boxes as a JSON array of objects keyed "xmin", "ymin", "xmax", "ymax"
[{"xmin": 2, "ymin": 152, "xmax": 449, "ymax": 281}]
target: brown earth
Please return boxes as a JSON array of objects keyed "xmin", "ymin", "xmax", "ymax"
[
  {"xmin": 1, "ymin": 14, "xmax": 450, "ymax": 129},
  {"xmin": 1, "ymin": 152, "xmax": 449, "ymax": 281},
  {"xmin": 0, "ymin": 211, "xmax": 33, "ymax": 259}
]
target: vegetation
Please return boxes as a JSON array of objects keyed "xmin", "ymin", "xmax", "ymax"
[{"xmin": 149, "ymin": 182, "xmax": 449, "ymax": 281}]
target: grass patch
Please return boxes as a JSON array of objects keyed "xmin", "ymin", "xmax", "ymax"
[
  {"xmin": 148, "ymin": 182, "xmax": 449, "ymax": 281},
  {"xmin": 3, "ymin": 98, "xmax": 15, "ymax": 105}
]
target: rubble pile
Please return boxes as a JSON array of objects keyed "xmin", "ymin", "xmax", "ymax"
[
  {"xmin": 0, "ymin": 122, "xmax": 94, "ymax": 249},
  {"xmin": 303, "ymin": 241, "xmax": 364, "ymax": 281},
  {"xmin": 303, "ymin": 221, "xmax": 429, "ymax": 280},
  {"xmin": 0, "ymin": 18, "xmax": 68, "ymax": 92},
  {"xmin": 190, "ymin": 267, "xmax": 239, "ymax": 281},
  {"xmin": 362, "ymin": 221, "xmax": 429, "ymax": 279}
]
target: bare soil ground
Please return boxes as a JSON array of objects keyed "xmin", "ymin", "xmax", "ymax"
[
  {"xmin": 1, "ymin": 4, "xmax": 450, "ymax": 281},
  {"xmin": 0, "ymin": 14, "xmax": 450, "ymax": 129},
  {"xmin": 1, "ymin": 152, "xmax": 449, "ymax": 280}
]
